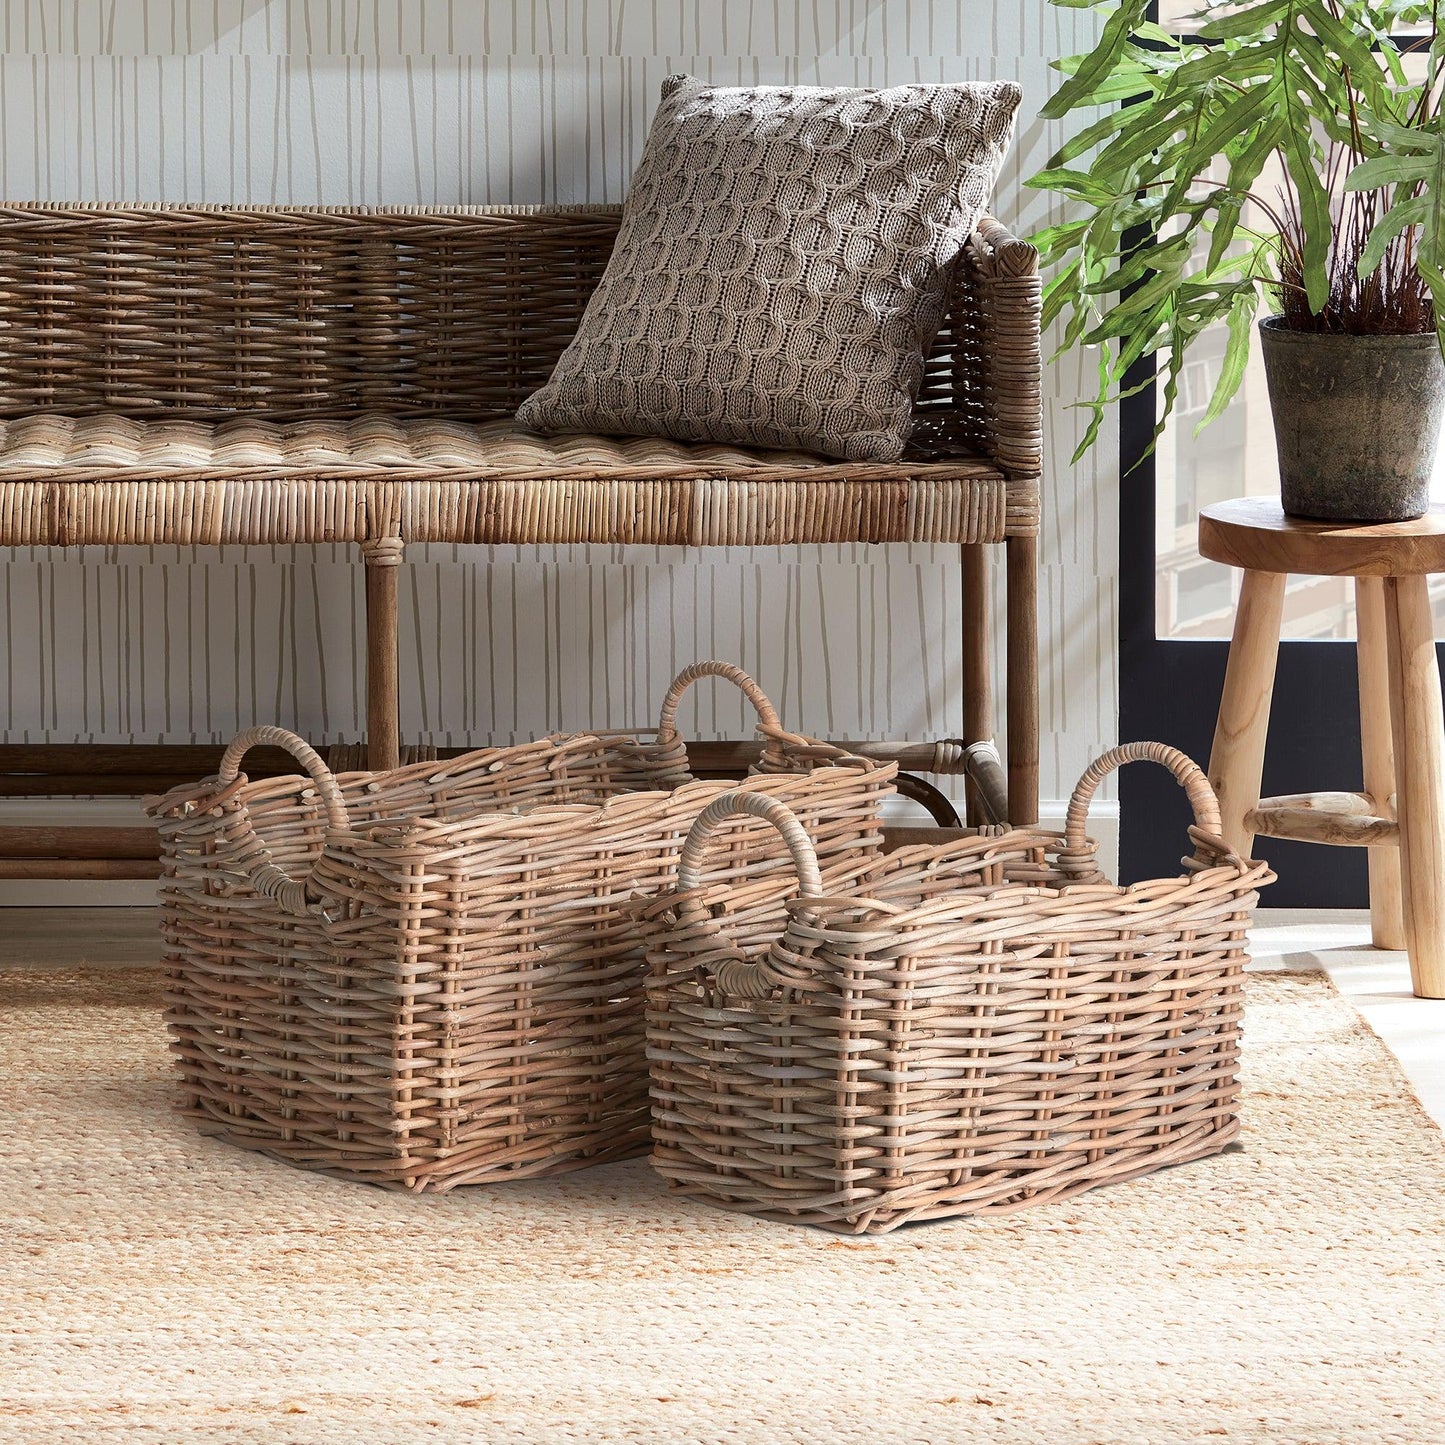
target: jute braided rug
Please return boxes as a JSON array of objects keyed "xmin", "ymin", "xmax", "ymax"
[{"xmin": 2, "ymin": 967, "xmax": 1443, "ymax": 1445}]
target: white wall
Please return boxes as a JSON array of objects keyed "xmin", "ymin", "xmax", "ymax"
[{"xmin": 0, "ymin": 0, "xmax": 1117, "ymax": 813}]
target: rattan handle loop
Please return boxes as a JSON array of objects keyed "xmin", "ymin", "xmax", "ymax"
[
  {"xmin": 216, "ymin": 726, "xmax": 350, "ymax": 916},
  {"xmin": 678, "ymin": 791, "xmax": 822, "ymax": 896},
  {"xmin": 656, "ymin": 661, "xmax": 784, "ymax": 757},
  {"xmin": 1065, "ymin": 742, "xmax": 1224, "ymax": 856},
  {"xmin": 219, "ymin": 726, "xmax": 349, "ymax": 829},
  {"xmin": 677, "ymin": 792, "xmax": 823, "ymax": 1001}
]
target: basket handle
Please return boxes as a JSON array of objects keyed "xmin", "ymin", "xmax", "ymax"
[
  {"xmin": 656, "ymin": 661, "xmax": 786, "ymax": 764},
  {"xmin": 678, "ymin": 790, "xmax": 822, "ymax": 895},
  {"xmin": 675, "ymin": 792, "xmax": 822, "ymax": 999},
  {"xmin": 214, "ymin": 726, "xmax": 351, "ymax": 916},
  {"xmin": 1065, "ymin": 742, "xmax": 1228, "ymax": 864}
]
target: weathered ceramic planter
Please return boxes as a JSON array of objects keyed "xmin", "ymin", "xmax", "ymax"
[{"xmin": 1259, "ymin": 316, "xmax": 1445, "ymax": 522}]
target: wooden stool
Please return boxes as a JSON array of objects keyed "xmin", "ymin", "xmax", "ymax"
[{"xmin": 1200, "ymin": 497, "xmax": 1445, "ymax": 998}]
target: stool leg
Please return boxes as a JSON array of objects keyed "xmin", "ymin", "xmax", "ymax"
[
  {"xmin": 362, "ymin": 535, "xmax": 404, "ymax": 773},
  {"xmin": 1208, "ymin": 569, "xmax": 1285, "ymax": 859},
  {"xmin": 1355, "ymin": 577, "xmax": 1406, "ymax": 951},
  {"xmin": 1383, "ymin": 575, "xmax": 1445, "ymax": 998},
  {"xmin": 961, "ymin": 543, "xmax": 992, "ymax": 827}
]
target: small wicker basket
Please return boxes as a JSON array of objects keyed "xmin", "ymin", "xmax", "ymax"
[
  {"xmin": 148, "ymin": 662, "xmax": 896, "ymax": 1191},
  {"xmin": 641, "ymin": 742, "xmax": 1275, "ymax": 1234}
]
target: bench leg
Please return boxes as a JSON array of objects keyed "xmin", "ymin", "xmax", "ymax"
[
  {"xmin": 961, "ymin": 543, "xmax": 992, "ymax": 827},
  {"xmin": 1208, "ymin": 569, "xmax": 1284, "ymax": 860},
  {"xmin": 362, "ymin": 535, "xmax": 404, "ymax": 773},
  {"xmin": 1356, "ymin": 576, "xmax": 1406, "ymax": 951},
  {"xmin": 1383, "ymin": 575, "xmax": 1445, "ymax": 998},
  {"xmin": 1006, "ymin": 533, "xmax": 1039, "ymax": 826}
]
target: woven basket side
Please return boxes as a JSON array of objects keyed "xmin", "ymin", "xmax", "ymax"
[
  {"xmin": 158, "ymin": 743, "xmax": 894, "ymax": 1190},
  {"xmin": 155, "ymin": 726, "xmax": 693, "ymax": 1168},
  {"xmin": 647, "ymin": 852, "xmax": 1269, "ymax": 1234},
  {"xmin": 157, "ymin": 785, "xmax": 340, "ymax": 1154},
  {"xmin": 284, "ymin": 764, "xmax": 891, "ymax": 1189}
]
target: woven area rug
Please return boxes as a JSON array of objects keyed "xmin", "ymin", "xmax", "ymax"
[{"xmin": 3, "ymin": 968, "xmax": 1444, "ymax": 1445}]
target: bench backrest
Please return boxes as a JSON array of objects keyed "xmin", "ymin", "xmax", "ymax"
[{"xmin": 0, "ymin": 202, "xmax": 978, "ymax": 427}]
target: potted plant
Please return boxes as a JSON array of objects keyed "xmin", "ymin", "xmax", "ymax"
[{"xmin": 1030, "ymin": 0, "xmax": 1445, "ymax": 522}]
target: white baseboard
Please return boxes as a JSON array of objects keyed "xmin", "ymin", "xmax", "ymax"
[{"xmin": 0, "ymin": 796, "xmax": 1122, "ymax": 907}]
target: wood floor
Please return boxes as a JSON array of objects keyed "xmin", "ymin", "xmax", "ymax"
[{"xmin": 0, "ymin": 906, "xmax": 160, "ymax": 968}]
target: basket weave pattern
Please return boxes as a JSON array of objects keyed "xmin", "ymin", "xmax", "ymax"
[
  {"xmin": 149, "ymin": 664, "xmax": 896, "ymax": 1191},
  {"xmin": 642, "ymin": 743, "xmax": 1275, "ymax": 1234}
]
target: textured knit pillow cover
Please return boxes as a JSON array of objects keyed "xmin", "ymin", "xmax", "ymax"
[{"xmin": 515, "ymin": 75, "xmax": 1022, "ymax": 464}]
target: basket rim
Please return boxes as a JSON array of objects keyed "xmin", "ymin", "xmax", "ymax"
[
  {"xmin": 337, "ymin": 764, "xmax": 898, "ymax": 850},
  {"xmin": 144, "ymin": 730, "xmax": 624, "ymax": 819},
  {"xmin": 768, "ymin": 855, "xmax": 1271, "ymax": 928},
  {"xmin": 149, "ymin": 737, "xmax": 898, "ymax": 840},
  {"xmin": 652, "ymin": 829, "xmax": 1273, "ymax": 952}
]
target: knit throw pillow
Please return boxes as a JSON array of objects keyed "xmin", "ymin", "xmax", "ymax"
[{"xmin": 516, "ymin": 76, "xmax": 1022, "ymax": 464}]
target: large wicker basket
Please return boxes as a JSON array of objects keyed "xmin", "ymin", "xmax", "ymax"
[
  {"xmin": 641, "ymin": 742, "xmax": 1275, "ymax": 1234},
  {"xmin": 148, "ymin": 662, "xmax": 896, "ymax": 1190}
]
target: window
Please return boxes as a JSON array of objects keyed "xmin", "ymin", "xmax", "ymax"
[{"xmin": 1145, "ymin": 10, "xmax": 1445, "ymax": 640}]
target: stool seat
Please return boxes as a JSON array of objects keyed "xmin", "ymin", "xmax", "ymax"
[
  {"xmin": 1201, "ymin": 496, "xmax": 1445, "ymax": 999},
  {"xmin": 1200, "ymin": 496, "xmax": 1445, "ymax": 576}
]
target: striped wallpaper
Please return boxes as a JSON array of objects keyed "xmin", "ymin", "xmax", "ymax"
[{"xmin": 0, "ymin": 0, "xmax": 1118, "ymax": 806}]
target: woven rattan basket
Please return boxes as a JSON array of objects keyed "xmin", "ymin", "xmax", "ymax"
[
  {"xmin": 148, "ymin": 662, "xmax": 896, "ymax": 1191},
  {"xmin": 641, "ymin": 742, "xmax": 1275, "ymax": 1234}
]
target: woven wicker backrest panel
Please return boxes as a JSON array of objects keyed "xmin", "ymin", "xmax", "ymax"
[
  {"xmin": 0, "ymin": 204, "xmax": 617, "ymax": 419},
  {"xmin": 0, "ymin": 202, "xmax": 980, "ymax": 426}
]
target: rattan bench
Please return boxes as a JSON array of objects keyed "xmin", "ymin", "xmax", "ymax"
[{"xmin": 0, "ymin": 202, "xmax": 1042, "ymax": 871}]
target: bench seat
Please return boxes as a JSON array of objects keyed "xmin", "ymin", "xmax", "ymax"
[
  {"xmin": 0, "ymin": 413, "xmax": 1030, "ymax": 548},
  {"xmin": 0, "ymin": 200, "xmax": 1042, "ymax": 827}
]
